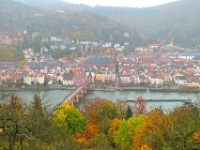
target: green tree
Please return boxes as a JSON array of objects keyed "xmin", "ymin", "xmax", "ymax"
[
  {"xmin": 179, "ymin": 69, "xmax": 186, "ymax": 76},
  {"xmin": 124, "ymin": 44, "xmax": 135, "ymax": 55},
  {"xmin": 97, "ymin": 100, "xmax": 120, "ymax": 134},
  {"xmin": 53, "ymin": 103, "xmax": 86, "ymax": 134},
  {"xmin": 116, "ymin": 121, "xmax": 132, "ymax": 150},
  {"xmin": 0, "ymin": 94, "xmax": 23, "ymax": 150},
  {"xmin": 116, "ymin": 115, "xmax": 145, "ymax": 150},
  {"xmin": 97, "ymin": 101, "xmax": 119, "ymax": 120},
  {"xmin": 88, "ymin": 133, "xmax": 115, "ymax": 150},
  {"xmin": 126, "ymin": 105, "xmax": 133, "ymax": 120},
  {"xmin": 117, "ymin": 99, "xmax": 127, "ymax": 120}
]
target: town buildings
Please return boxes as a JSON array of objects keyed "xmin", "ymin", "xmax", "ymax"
[{"xmin": 1, "ymin": 37, "xmax": 200, "ymax": 89}]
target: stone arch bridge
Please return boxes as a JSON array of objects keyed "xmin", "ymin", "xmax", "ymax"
[
  {"xmin": 50, "ymin": 82, "xmax": 93, "ymax": 116},
  {"xmin": 61, "ymin": 83, "xmax": 93, "ymax": 106}
]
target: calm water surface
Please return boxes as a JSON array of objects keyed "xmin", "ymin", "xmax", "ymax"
[
  {"xmin": 76, "ymin": 90, "xmax": 199, "ymax": 111},
  {"xmin": 1, "ymin": 90, "xmax": 199, "ymax": 111}
]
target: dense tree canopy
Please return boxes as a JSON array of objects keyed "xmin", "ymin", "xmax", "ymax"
[{"xmin": 1, "ymin": 95, "xmax": 200, "ymax": 149}]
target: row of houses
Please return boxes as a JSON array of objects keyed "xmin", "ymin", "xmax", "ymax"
[
  {"xmin": 0, "ymin": 56, "xmax": 117, "ymax": 87},
  {"xmin": 117, "ymin": 51, "xmax": 200, "ymax": 88},
  {"xmin": 2, "ymin": 49, "xmax": 200, "ymax": 88}
]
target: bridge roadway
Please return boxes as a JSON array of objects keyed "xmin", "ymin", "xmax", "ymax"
[
  {"xmin": 62, "ymin": 84, "xmax": 86, "ymax": 104},
  {"xmin": 50, "ymin": 83, "xmax": 89, "ymax": 117},
  {"xmin": 50, "ymin": 82, "xmax": 92, "ymax": 116}
]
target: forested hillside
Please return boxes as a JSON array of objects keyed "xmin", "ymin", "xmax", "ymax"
[
  {"xmin": 0, "ymin": 0, "xmax": 133, "ymax": 41},
  {"xmin": 18, "ymin": 0, "xmax": 200, "ymax": 47},
  {"xmin": 16, "ymin": 0, "xmax": 72, "ymax": 9},
  {"xmin": 92, "ymin": 0, "xmax": 200, "ymax": 47},
  {"xmin": 0, "ymin": 0, "xmax": 40, "ymax": 32},
  {"xmin": 0, "ymin": 0, "xmax": 138, "ymax": 61}
]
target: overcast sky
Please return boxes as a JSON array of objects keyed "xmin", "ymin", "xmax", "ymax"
[{"xmin": 64, "ymin": 0, "xmax": 177, "ymax": 8}]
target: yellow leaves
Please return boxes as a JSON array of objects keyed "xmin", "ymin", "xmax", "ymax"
[
  {"xmin": 140, "ymin": 144, "xmax": 152, "ymax": 150},
  {"xmin": 63, "ymin": 103, "xmax": 72, "ymax": 110},
  {"xmin": 53, "ymin": 102, "xmax": 86, "ymax": 134},
  {"xmin": 75, "ymin": 137, "xmax": 88, "ymax": 145},
  {"xmin": 55, "ymin": 108, "xmax": 65, "ymax": 125},
  {"xmin": 111, "ymin": 118, "xmax": 122, "ymax": 129},
  {"xmin": 54, "ymin": 103, "xmax": 72, "ymax": 125},
  {"xmin": 108, "ymin": 118, "xmax": 122, "ymax": 139},
  {"xmin": 179, "ymin": 69, "xmax": 186, "ymax": 76}
]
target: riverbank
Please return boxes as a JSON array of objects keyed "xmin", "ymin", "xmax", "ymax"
[
  {"xmin": 0, "ymin": 87, "xmax": 75, "ymax": 92},
  {"xmin": 1, "ymin": 87, "xmax": 200, "ymax": 93},
  {"xmin": 118, "ymin": 87, "xmax": 200, "ymax": 93}
]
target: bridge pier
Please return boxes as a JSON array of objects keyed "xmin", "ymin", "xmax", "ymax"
[
  {"xmin": 79, "ymin": 90, "xmax": 84, "ymax": 97},
  {"xmin": 87, "ymin": 83, "xmax": 94, "ymax": 90},
  {"xmin": 70, "ymin": 100, "xmax": 74, "ymax": 106},
  {"xmin": 83, "ymin": 87, "xmax": 87, "ymax": 93},
  {"xmin": 74, "ymin": 95, "xmax": 79, "ymax": 102}
]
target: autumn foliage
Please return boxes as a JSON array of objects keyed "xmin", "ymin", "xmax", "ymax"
[
  {"xmin": 132, "ymin": 96, "xmax": 148, "ymax": 115},
  {"xmin": 1, "ymin": 95, "xmax": 200, "ymax": 149}
]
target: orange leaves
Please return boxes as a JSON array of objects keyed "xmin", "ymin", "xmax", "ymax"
[
  {"xmin": 75, "ymin": 133, "xmax": 94, "ymax": 140},
  {"xmin": 84, "ymin": 98, "xmax": 106, "ymax": 124},
  {"xmin": 193, "ymin": 128, "xmax": 200, "ymax": 139},
  {"xmin": 133, "ymin": 109, "xmax": 165, "ymax": 150},
  {"xmin": 86, "ymin": 123, "xmax": 99, "ymax": 134}
]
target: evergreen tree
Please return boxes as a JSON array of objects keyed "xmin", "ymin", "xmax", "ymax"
[
  {"xmin": 126, "ymin": 105, "xmax": 133, "ymax": 120},
  {"xmin": 32, "ymin": 94, "xmax": 44, "ymax": 116}
]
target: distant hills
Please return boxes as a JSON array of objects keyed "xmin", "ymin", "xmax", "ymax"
[
  {"xmin": 15, "ymin": 0, "xmax": 72, "ymax": 9},
  {"xmin": 0, "ymin": 0, "xmax": 139, "ymax": 61},
  {"xmin": 15, "ymin": 0, "xmax": 200, "ymax": 47},
  {"xmin": 0, "ymin": 0, "xmax": 135, "ymax": 44}
]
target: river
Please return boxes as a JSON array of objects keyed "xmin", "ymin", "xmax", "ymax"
[{"xmin": 1, "ymin": 90, "xmax": 199, "ymax": 112}]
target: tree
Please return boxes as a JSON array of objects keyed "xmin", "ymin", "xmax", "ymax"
[
  {"xmin": 116, "ymin": 115, "xmax": 145, "ymax": 150},
  {"xmin": 124, "ymin": 44, "xmax": 135, "ymax": 55},
  {"xmin": 133, "ymin": 109, "xmax": 165, "ymax": 150},
  {"xmin": 86, "ymin": 123, "xmax": 99, "ymax": 135},
  {"xmin": 132, "ymin": 96, "xmax": 147, "ymax": 116},
  {"xmin": 117, "ymin": 99, "xmax": 127, "ymax": 120},
  {"xmin": 97, "ymin": 100, "xmax": 120, "ymax": 134},
  {"xmin": 97, "ymin": 101, "xmax": 119, "ymax": 121},
  {"xmin": 126, "ymin": 105, "xmax": 133, "ymax": 120},
  {"xmin": 32, "ymin": 94, "xmax": 43, "ymax": 115},
  {"xmin": 108, "ymin": 118, "xmax": 122, "ymax": 148},
  {"xmin": 0, "ymin": 118, "xmax": 19, "ymax": 150},
  {"xmin": 53, "ymin": 103, "xmax": 86, "ymax": 134},
  {"xmin": 179, "ymin": 69, "xmax": 186, "ymax": 76},
  {"xmin": 0, "ymin": 94, "xmax": 23, "ymax": 149},
  {"xmin": 88, "ymin": 133, "xmax": 114, "ymax": 150},
  {"xmin": 6, "ymin": 94, "xmax": 23, "ymax": 119},
  {"xmin": 84, "ymin": 98, "xmax": 119, "ymax": 134},
  {"xmin": 116, "ymin": 121, "xmax": 132, "ymax": 150},
  {"xmin": 166, "ymin": 106, "xmax": 200, "ymax": 150},
  {"xmin": 83, "ymin": 97, "xmax": 106, "ymax": 124}
]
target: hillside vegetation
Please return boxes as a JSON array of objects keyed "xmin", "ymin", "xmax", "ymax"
[
  {"xmin": 93, "ymin": 0, "xmax": 200, "ymax": 47},
  {"xmin": 18, "ymin": 0, "xmax": 200, "ymax": 47},
  {"xmin": 0, "ymin": 0, "xmax": 133, "ymax": 41},
  {"xmin": 1, "ymin": 95, "xmax": 200, "ymax": 149},
  {"xmin": 0, "ymin": 0, "xmax": 138, "ymax": 61}
]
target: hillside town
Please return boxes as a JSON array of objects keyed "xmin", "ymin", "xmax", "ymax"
[{"xmin": 1, "ymin": 35, "xmax": 200, "ymax": 90}]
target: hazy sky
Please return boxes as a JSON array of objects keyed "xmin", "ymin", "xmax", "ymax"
[{"xmin": 64, "ymin": 0, "xmax": 177, "ymax": 8}]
